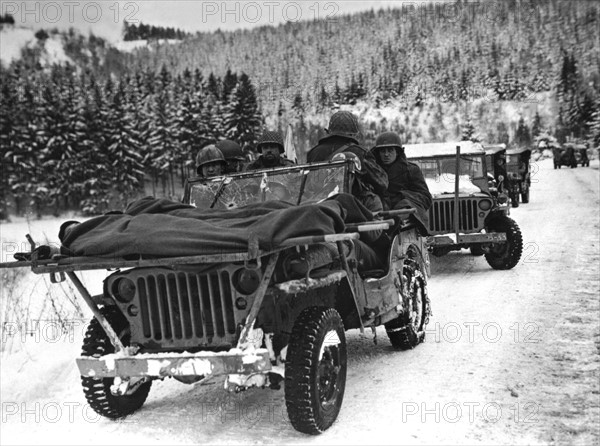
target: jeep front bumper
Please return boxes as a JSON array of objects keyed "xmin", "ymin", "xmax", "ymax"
[
  {"xmin": 76, "ymin": 348, "xmax": 272, "ymax": 378},
  {"xmin": 428, "ymin": 232, "xmax": 507, "ymax": 246}
]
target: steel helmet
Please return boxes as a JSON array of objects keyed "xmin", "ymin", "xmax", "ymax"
[
  {"xmin": 216, "ymin": 139, "xmax": 244, "ymax": 161},
  {"xmin": 256, "ymin": 130, "xmax": 284, "ymax": 153},
  {"xmin": 196, "ymin": 144, "xmax": 226, "ymax": 174},
  {"xmin": 374, "ymin": 131, "xmax": 403, "ymax": 149},
  {"xmin": 327, "ymin": 111, "xmax": 362, "ymax": 141}
]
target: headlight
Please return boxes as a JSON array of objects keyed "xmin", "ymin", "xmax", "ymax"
[
  {"xmin": 497, "ymin": 194, "xmax": 508, "ymax": 204},
  {"xmin": 478, "ymin": 199, "xmax": 492, "ymax": 211},
  {"xmin": 233, "ymin": 268, "xmax": 261, "ymax": 295},
  {"xmin": 112, "ymin": 278, "xmax": 136, "ymax": 303}
]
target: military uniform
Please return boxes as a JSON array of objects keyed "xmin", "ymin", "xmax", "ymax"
[
  {"xmin": 307, "ymin": 112, "xmax": 389, "ymax": 216},
  {"xmin": 372, "ymin": 133, "xmax": 432, "ymax": 234}
]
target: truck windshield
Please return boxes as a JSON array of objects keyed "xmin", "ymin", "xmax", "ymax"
[{"xmin": 187, "ymin": 162, "xmax": 349, "ymax": 210}]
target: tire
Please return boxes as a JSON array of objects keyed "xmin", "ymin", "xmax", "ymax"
[
  {"xmin": 81, "ymin": 306, "xmax": 152, "ymax": 419},
  {"xmin": 470, "ymin": 245, "xmax": 485, "ymax": 256},
  {"xmin": 385, "ymin": 256, "xmax": 429, "ymax": 350},
  {"xmin": 521, "ymin": 188, "xmax": 530, "ymax": 204},
  {"xmin": 285, "ymin": 307, "xmax": 347, "ymax": 435},
  {"xmin": 484, "ymin": 215, "xmax": 523, "ymax": 270}
]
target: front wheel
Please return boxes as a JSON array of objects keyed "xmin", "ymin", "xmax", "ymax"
[
  {"xmin": 81, "ymin": 307, "xmax": 152, "ymax": 419},
  {"xmin": 484, "ymin": 215, "xmax": 523, "ymax": 270},
  {"xmin": 285, "ymin": 307, "xmax": 347, "ymax": 435}
]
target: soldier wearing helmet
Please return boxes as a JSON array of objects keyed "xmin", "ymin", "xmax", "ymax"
[
  {"xmin": 307, "ymin": 111, "xmax": 388, "ymax": 213},
  {"xmin": 216, "ymin": 139, "xmax": 246, "ymax": 173},
  {"xmin": 245, "ymin": 130, "xmax": 295, "ymax": 171},
  {"xmin": 371, "ymin": 131, "xmax": 432, "ymax": 232},
  {"xmin": 195, "ymin": 144, "xmax": 227, "ymax": 178}
]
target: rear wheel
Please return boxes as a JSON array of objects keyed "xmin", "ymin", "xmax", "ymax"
[
  {"xmin": 385, "ymin": 256, "xmax": 429, "ymax": 350},
  {"xmin": 285, "ymin": 307, "xmax": 347, "ymax": 435},
  {"xmin": 484, "ymin": 215, "xmax": 523, "ymax": 270},
  {"xmin": 81, "ymin": 307, "xmax": 152, "ymax": 419}
]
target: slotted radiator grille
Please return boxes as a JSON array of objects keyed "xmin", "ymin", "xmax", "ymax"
[
  {"xmin": 134, "ymin": 271, "xmax": 236, "ymax": 345},
  {"xmin": 429, "ymin": 199, "xmax": 484, "ymax": 234}
]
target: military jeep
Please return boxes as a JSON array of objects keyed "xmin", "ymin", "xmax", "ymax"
[
  {"xmin": 405, "ymin": 141, "xmax": 523, "ymax": 270},
  {"xmin": 553, "ymin": 143, "xmax": 577, "ymax": 169},
  {"xmin": 2, "ymin": 159, "xmax": 431, "ymax": 435}
]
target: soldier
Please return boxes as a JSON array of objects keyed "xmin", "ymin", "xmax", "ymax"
[
  {"xmin": 195, "ymin": 144, "xmax": 227, "ymax": 178},
  {"xmin": 216, "ymin": 139, "xmax": 246, "ymax": 173},
  {"xmin": 245, "ymin": 130, "xmax": 295, "ymax": 170},
  {"xmin": 371, "ymin": 131, "xmax": 432, "ymax": 231},
  {"xmin": 307, "ymin": 111, "xmax": 388, "ymax": 213}
]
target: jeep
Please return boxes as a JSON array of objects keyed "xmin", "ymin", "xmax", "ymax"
[
  {"xmin": 405, "ymin": 141, "xmax": 523, "ymax": 270},
  {"xmin": 2, "ymin": 159, "xmax": 431, "ymax": 435}
]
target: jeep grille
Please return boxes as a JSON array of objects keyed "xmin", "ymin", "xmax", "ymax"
[
  {"xmin": 116, "ymin": 270, "xmax": 238, "ymax": 349},
  {"xmin": 429, "ymin": 198, "xmax": 485, "ymax": 234}
]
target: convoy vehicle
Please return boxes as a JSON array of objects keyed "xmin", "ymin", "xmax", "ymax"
[
  {"xmin": 506, "ymin": 147, "xmax": 532, "ymax": 206},
  {"xmin": 2, "ymin": 159, "xmax": 431, "ymax": 435},
  {"xmin": 552, "ymin": 143, "xmax": 577, "ymax": 169},
  {"xmin": 572, "ymin": 143, "xmax": 590, "ymax": 167},
  {"xmin": 405, "ymin": 141, "xmax": 523, "ymax": 269}
]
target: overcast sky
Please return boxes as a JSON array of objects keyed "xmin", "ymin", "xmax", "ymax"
[{"xmin": 0, "ymin": 1, "xmax": 429, "ymax": 41}]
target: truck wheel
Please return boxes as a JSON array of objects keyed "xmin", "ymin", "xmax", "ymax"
[
  {"xmin": 484, "ymin": 216, "xmax": 523, "ymax": 270},
  {"xmin": 81, "ymin": 306, "xmax": 152, "ymax": 419},
  {"xmin": 521, "ymin": 188, "xmax": 530, "ymax": 204},
  {"xmin": 285, "ymin": 307, "xmax": 347, "ymax": 435},
  {"xmin": 385, "ymin": 257, "xmax": 429, "ymax": 350}
]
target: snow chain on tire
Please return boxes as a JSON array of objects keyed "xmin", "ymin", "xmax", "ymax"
[
  {"xmin": 385, "ymin": 256, "xmax": 430, "ymax": 350},
  {"xmin": 285, "ymin": 307, "xmax": 347, "ymax": 435},
  {"xmin": 81, "ymin": 306, "xmax": 152, "ymax": 419}
]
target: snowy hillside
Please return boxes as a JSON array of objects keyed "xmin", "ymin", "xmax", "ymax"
[{"xmin": 0, "ymin": 25, "xmax": 72, "ymax": 67}]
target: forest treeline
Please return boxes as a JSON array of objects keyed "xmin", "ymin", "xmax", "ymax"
[
  {"xmin": 1, "ymin": 0, "xmax": 599, "ymax": 217},
  {"xmin": 0, "ymin": 64, "xmax": 262, "ymax": 217}
]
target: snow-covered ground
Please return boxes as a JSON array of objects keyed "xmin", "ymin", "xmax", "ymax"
[{"xmin": 0, "ymin": 158, "xmax": 598, "ymax": 444}]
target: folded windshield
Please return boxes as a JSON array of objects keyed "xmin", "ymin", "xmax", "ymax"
[{"xmin": 187, "ymin": 162, "xmax": 349, "ymax": 210}]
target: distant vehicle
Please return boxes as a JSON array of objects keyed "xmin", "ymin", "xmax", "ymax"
[
  {"xmin": 572, "ymin": 143, "xmax": 590, "ymax": 167},
  {"xmin": 506, "ymin": 147, "xmax": 532, "ymax": 206},
  {"xmin": 553, "ymin": 143, "xmax": 577, "ymax": 169},
  {"xmin": 405, "ymin": 141, "xmax": 523, "ymax": 269}
]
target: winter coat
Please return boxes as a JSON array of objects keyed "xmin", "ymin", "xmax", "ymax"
[
  {"xmin": 373, "ymin": 149, "xmax": 432, "ymax": 234},
  {"xmin": 307, "ymin": 135, "xmax": 389, "ymax": 201}
]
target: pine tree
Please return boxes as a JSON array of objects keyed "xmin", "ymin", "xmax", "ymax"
[
  {"xmin": 222, "ymin": 73, "xmax": 262, "ymax": 146},
  {"xmin": 515, "ymin": 117, "xmax": 532, "ymax": 147},
  {"xmin": 531, "ymin": 111, "xmax": 542, "ymax": 139},
  {"xmin": 461, "ymin": 117, "xmax": 475, "ymax": 141}
]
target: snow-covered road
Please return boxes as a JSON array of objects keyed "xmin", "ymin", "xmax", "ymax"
[{"xmin": 1, "ymin": 158, "xmax": 598, "ymax": 445}]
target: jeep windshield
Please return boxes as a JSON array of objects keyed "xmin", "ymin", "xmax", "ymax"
[
  {"xmin": 410, "ymin": 154, "xmax": 488, "ymax": 195},
  {"xmin": 186, "ymin": 160, "xmax": 351, "ymax": 209}
]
